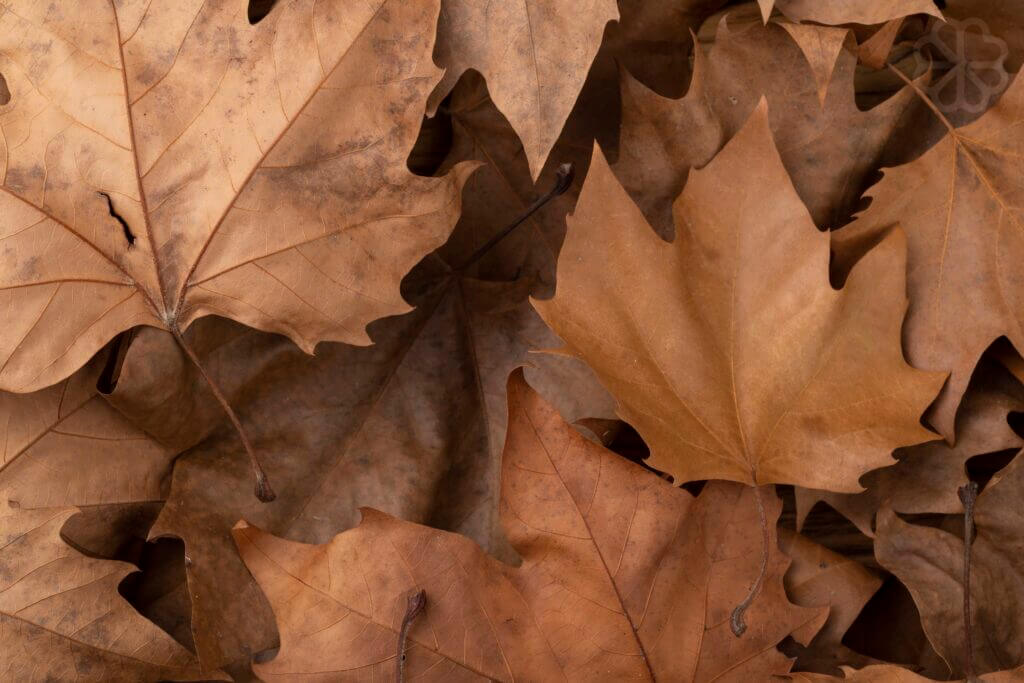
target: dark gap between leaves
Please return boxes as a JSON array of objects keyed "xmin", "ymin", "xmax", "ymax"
[
  {"xmin": 118, "ymin": 537, "xmax": 196, "ymax": 654},
  {"xmin": 0, "ymin": 72, "xmax": 10, "ymax": 105},
  {"xmin": 407, "ymin": 92, "xmax": 453, "ymax": 177},
  {"xmin": 778, "ymin": 492, "xmax": 878, "ymax": 569},
  {"xmin": 247, "ymin": 0, "xmax": 278, "ymax": 25},
  {"xmin": 966, "ymin": 448, "xmax": 1019, "ymax": 492},
  {"xmin": 843, "ymin": 574, "xmax": 936, "ymax": 666},
  {"xmin": 97, "ymin": 328, "xmax": 137, "ymax": 394}
]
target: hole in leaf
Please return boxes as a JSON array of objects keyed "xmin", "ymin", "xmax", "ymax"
[
  {"xmin": 98, "ymin": 191, "xmax": 136, "ymax": 246},
  {"xmin": 247, "ymin": 0, "xmax": 278, "ymax": 25},
  {"xmin": 0, "ymin": 72, "xmax": 10, "ymax": 105}
]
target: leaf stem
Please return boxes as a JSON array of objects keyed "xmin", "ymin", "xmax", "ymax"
[
  {"xmin": 455, "ymin": 162, "xmax": 574, "ymax": 272},
  {"xmin": 731, "ymin": 484, "xmax": 769, "ymax": 636},
  {"xmin": 170, "ymin": 326, "xmax": 276, "ymax": 502},
  {"xmin": 396, "ymin": 589, "xmax": 427, "ymax": 683},
  {"xmin": 958, "ymin": 481, "xmax": 979, "ymax": 681}
]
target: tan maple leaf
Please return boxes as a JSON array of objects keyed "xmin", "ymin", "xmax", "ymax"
[
  {"xmin": 0, "ymin": 0, "xmax": 471, "ymax": 394},
  {"xmin": 232, "ymin": 371, "xmax": 825, "ymax": 680},
  {"xmin": 0, "ymin": 495, "xmax": 224, "ymax": 680},
  {"xmin": 535, "ymin": 99, "xmax": 942, "ymax": 492},
  {"xmin": 426, "ymin": 0, "xmax": 618, "ymax": 180},
  {"xmin": 832, "ymin": 71, "xmax": 1024, "ymax": 442}
]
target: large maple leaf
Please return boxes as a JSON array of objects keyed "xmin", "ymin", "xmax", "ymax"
[
  {"xmin": 534, "ymin": 99, "xmax": 942, "ymax": 491},
  {"xmin": 0, "ymin": 0, "xmax": 471, "ymax": 393},
  {"xmin": 832, "ymin": 70, "xmax": 1024, "ymax": 442},
  {"xmin": 232, "ymin": 371, "xmax": 825, "ymax": 680}
]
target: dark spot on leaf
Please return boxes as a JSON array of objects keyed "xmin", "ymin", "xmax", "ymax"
[
  {"xmin": 0, "ymin": 72, "xmax": 10, "ymax": 105},
  {"xmin": 247, "ymin": 0, "xmax": 278, "ymax": 25}
]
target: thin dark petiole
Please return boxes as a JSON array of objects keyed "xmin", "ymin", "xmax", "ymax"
[
  {"xmin": 958, "ymin": 481, "xmax": 979, "ymax": 681},
  {"xmin": 171, "ymin": 326, "xmax": 275, "ymax": 502},
  {"xmin": 396, "ymin": 589, "xmax": 427, "ymax": 683},
  {"xmin": 731, "ymin": 484, "xmax": 770, "ymax": 636},
  {"xmin": 455, "ymin": 162, "xmax": 574, "ymax": 272}
]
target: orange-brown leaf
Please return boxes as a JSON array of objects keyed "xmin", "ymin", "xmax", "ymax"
[
  {"xmin": 233, "ymin": 371, "xmax": 825, "ymax": 680},
  {"xmin": 535, "ymin": 100, "xmax": 942, "ymax": 491},
  {"xmin": 0, "ymin": 0, "xmax": 470, "ymax": 392}
]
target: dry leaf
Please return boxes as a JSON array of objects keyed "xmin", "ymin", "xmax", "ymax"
[
  {"xmin": 426, "ymin": 0, "xmax": 617, "ymax": 180},
  {"xmin": 776, "ymin": 21, "xmax": 851, "ymax": 105},
  {"xmin": 102, "ymin": 265, "xmax": 613, "ymax": 671},
  {"xmin": 0, "ymin": 353, "xmax": 174, "ymax": 509},
  {"xmin": 233, "ymin": 371, "xmax": 825, "ymax": 680},
  {"xmin": 771, "ymin": 0, "xmax": 942, "ymax": 25},
  {"xmin": 0, "ymin": 0, "xmax": 471, "ymax": 392},
  {"xmin": 782, "ymin": 663, "xmax": 1024, "ymax": 681},
  {"xmin": 608, "ymin": 0, "xmax": 730, "ymax": 96},
  {"xmin": 796, "ymin": 357, "xmax": 1024, "ymax": 536},
  {"xmin": 535, "ymin": 100, "xmax": 942, "ymax": 491},
  {"xmin": 832, "ymin": 72, "xmax": 1024, "ymax": 442},
  {"xmin": 433, "ymin": 61, "xmax": 619, "ymax": 296},
  {"xmin": 857, "ymin": 19, "xmax": 905, "ymax": 70},
  {"xmin": 779, "ymin": 529, "xmax": 884, "ymax": 674},
  {"xmin": 875, "ymin": 452, "xmax": 1024, "ymax": 677},
  {"xmin": 0, "ymin": 495, "xmax": 222, "ymax": 681},
  {"xmin": 616, "ymin": 12, "xmax": 923, "ymax": 237}
]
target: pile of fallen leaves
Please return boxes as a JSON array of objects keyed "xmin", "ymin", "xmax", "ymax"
[{"xmin": 3, "ymin": 0, "xmax": 1024, "ymax": 680}]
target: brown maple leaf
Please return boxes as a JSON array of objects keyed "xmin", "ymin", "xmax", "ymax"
[
  {"xmin": 0, "ymin": 1, "xmax": 471, "ymax": 394},
  {"xmin": 0, "ymin": 495, "xmax": 223, "ymax": 680},
  {"xmin": 874, "ymin": 451, "xmax": 1024, "ymax": 678},
  {"xmin": 232, "ymin": 371, "xmax": 825, "ymax": 680},
  {"xmin": 426, "ymin": 0, "xmax": 617, "ymax": 180},
  {"xmin": 98, "ymin": 264, "xmax": 613, "ymax": 671},
  {"xmin": 831, "ymin": 70, "xmax": 1024, "ymax": 442},
  {"xmin": 760, "ymin": 0, "xmax": 941, "ymax": 25},
  {"xmin": 615, "ymin": 10, "xmax": 923, "ymax": 238},
  {"xmin": 535, "ymin": 99, "xmax": 942, "ymax": 492}
]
